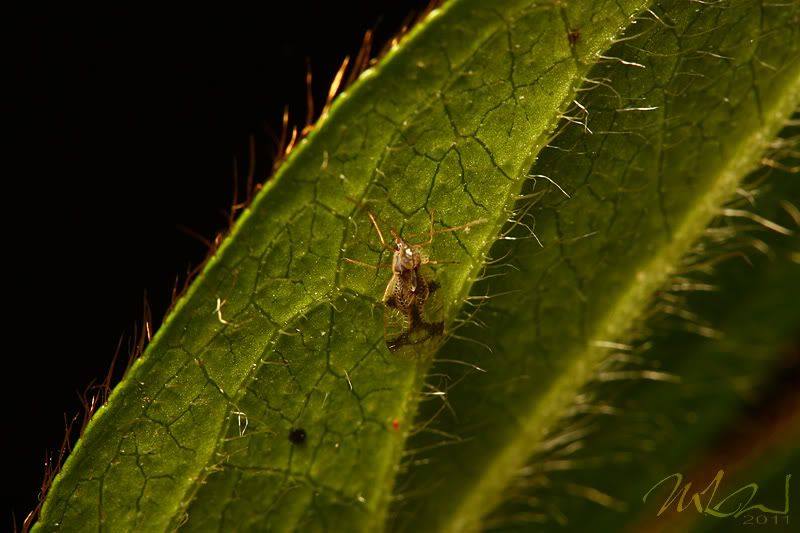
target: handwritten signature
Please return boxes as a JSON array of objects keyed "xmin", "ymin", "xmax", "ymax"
[{"xmin": 643, "ymin": 470, "xmax": 791, "ymax": 518}]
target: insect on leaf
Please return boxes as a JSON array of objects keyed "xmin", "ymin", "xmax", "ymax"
[
  {"xmin": 383, "ymin": 262, "xmax": 445, "ymax": 359},
  {"xmin": 345, "ymin": 209, "xmax": 483, "ymax": 360}
]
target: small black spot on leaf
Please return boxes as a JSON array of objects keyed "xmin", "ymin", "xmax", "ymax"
[{"xmin": 289, "ymin": 428, "xmax": 307, "ymax": 445}]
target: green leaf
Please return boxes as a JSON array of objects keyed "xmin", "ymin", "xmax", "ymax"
[
  {"xmin": 36, "ymin": 0, "xmax": 799, "ymax": 531},
  {"xmin": 472, "ymin": 167, "xmax": 800, "ymax": 532},
  {"xmin": 391, "ymin": 0, "xmax": 800, "ymax": 530},
  {"xmin": 598, "ymin": 168, "xmax": 800, "ymax": 532}
]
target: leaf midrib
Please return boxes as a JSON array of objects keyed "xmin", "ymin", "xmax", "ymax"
[{"xmin": 442, "ymin": 48, "xmax": 800, "ymax": 533}]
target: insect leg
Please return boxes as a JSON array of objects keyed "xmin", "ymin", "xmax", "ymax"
[{"xmin": 425, "ymin": 209, "xmax": 436, "ymax": 245}]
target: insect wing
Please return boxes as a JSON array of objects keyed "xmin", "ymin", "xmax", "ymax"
[
  {"xmin": 384, "ymin": 265, "xmax": 444, "ymax": 359},
  {"xmin": 418, "ymin": 265, "xmax": 444, "ymax": 340}
]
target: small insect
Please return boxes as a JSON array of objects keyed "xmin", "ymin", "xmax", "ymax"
[
  {"xmin": 567, "ymin": 29, "xmax": 580, "ymax": 46},
  {"xmin": 288, "ymin": 427, "xmax": 307, "ymax": 445},
  {"xmin": 345, "ymin": 210, "xmax": 485, "ymax": 358}
]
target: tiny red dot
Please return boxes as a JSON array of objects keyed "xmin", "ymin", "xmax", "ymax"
[{"xmin": 392, "ymin": 419, "xmax": 400, "ymax": 431}]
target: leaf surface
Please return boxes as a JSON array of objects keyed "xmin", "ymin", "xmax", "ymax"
[{"xmin": 393, "ymin": 0, "xmax": 800, "ymax": 530}]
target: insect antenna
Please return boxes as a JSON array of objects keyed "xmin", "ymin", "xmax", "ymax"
[
  {"xmin": 343, "ymin": 258, "xmax": 393, "ymax": 269},
  {"xmin": 367, "ymin": 210, "xmax": 394, "ymax": 250}
]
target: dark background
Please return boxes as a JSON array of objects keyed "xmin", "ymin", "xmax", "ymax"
[{"xmin": 4, "ymin": 2, "xmax": 432, "ymax": 526}]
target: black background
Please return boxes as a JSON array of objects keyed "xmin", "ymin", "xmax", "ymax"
[{"xmin": 5, "ymin": 2, "xmax": 432, "ymax": 525}]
